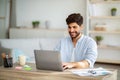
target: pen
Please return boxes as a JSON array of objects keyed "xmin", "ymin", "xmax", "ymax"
[{"xmin": 6, "ymin": 55, "xmax": 10, "ymax": 67}]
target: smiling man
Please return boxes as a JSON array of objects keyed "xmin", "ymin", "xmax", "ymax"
[{"xmin": 55, "ymin": 13, "xmax": 97, "ymax": 69}]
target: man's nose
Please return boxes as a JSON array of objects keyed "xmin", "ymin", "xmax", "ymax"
[{"xmin": 70, "ymin": 28, "xmax": 74, "ymax": 32}]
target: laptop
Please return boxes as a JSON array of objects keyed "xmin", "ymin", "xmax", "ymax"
[{"xmin": 34, "ymin": 50, "xmax": 64, "ymax": 71}]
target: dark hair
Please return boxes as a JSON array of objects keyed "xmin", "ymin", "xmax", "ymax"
[{"xmin": 66, "ymin": 13, "xmax": 83, "ymax": 26}]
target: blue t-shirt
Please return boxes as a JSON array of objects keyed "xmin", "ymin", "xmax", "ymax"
[{"xmin": 54, "ymin": 35, "xmax": 98, "ymax": 68}]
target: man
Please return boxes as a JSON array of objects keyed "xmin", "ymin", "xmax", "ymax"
[{"xmin": 55, "ymin": 13, "xmax": 97, "ymax": 69}]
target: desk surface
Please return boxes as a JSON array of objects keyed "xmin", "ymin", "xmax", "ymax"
[{"xmin": 0, "ymin": 63, "xmax": 117, "ymax": 80}]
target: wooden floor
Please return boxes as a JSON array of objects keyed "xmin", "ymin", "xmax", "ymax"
[{"xmin": 95, "ymin": 62, "xmax": 120, "ymax": 80}]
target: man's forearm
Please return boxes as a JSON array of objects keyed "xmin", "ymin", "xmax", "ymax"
[
  {"xmin": 72, "ymin": 60, "xmax": 89, "ymax": 69},
  {"xmin": 63, "ymin": 60, "xmax": 89, "ymax": 69}
]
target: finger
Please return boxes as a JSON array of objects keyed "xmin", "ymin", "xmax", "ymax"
[
  {"xmin": 63, "ymin": 65, "xmax": 65, "ymax": 67},
  {"xmin": 63, "ymin": 66, "xmax": 68, "ymax": 70}
]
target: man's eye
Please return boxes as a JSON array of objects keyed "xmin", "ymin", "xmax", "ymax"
[
  {"xmin": 73, "ymin": 26, "xmax": 77, "ymax": 28},
  {"xmin": 68, "ymin": 27, "xmax": 71, "ymax": 29}
]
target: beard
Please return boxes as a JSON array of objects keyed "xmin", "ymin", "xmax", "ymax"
[{"xmin": 69, "ymin": 31, "xmax": 80, "ymax": 39}]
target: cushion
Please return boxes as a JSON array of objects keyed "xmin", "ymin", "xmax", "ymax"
[{"xmin": 39, "ymin": 38, "xmax": 60, "ymax": 50}]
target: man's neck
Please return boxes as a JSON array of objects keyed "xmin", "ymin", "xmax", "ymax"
[{"xmin": 72, "ymin": 33, "xmax": 82, "ymax": 47}]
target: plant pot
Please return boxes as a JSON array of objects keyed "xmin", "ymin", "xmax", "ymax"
[
  {"xmin": 111, "ymin": 11, "xmax": 116, "ymax": 16},
  {"xmin": 33, "ymin": 24, "xmax": 39, "ymax": 28},
  {"xmin": 96, "ymin": 41, "xmax": 101, "ymax": 45}
]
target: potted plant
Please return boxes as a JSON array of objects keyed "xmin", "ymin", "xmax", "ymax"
[
  {"xmin": 111, "ymin": 8, "xmax": 117, "ymax": 16},
  {"xmin": 95, "ymin": 36, "xmax": 103, "ymax": 45},
  {"xmin": 32, "ymin": 21, "xmax": 40, "ymax": 28}
]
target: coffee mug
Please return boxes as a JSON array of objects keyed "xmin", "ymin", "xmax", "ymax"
[{"xmin": 18, "ymin": 55, "xmax": 26, "ymax": 66}]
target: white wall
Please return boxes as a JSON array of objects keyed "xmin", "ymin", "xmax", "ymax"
[
  {"xmin": 16, "ymin": 0, "xmax": 86, "ymax": 29},
  {"xmin": 0, "ymin": 0, "xmax": 9, "ymax": 39}
]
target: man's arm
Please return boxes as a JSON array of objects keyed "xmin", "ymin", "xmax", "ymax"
[{"xmin": 63, "ymin": 60, "xmax": 89, "ymax": 69}]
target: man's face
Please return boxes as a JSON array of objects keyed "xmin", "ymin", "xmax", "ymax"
[{"xmin": 68, "ymin": 22, "xmax": 83, "ymax": 39}]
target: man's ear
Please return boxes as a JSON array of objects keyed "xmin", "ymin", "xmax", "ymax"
[{"xmin": 80, "ymin": 24, "xmax": 84, "ymax": 30}]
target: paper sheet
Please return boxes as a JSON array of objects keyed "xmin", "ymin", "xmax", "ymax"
[{"xmin": 70, "ymin": 67, "xmax": 112, "ymax": 76}]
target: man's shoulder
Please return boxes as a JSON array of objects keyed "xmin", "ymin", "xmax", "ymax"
[
  {"xmin": 60, "ymin": 36, "xmax": 71, "ymax": 42},
  {"xmin": 61, "ymin": 36, "xmax": 70, "ymax": 40},
  {"xmin": 82, "ymin": 35, "xmax": 95, "ymax": 42}
]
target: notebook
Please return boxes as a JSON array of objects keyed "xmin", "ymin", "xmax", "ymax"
[{"xmin": 34, "ymin": 50, "xmax": 64, "ymax": 71}]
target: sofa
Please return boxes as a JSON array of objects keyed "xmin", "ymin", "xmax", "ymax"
[
  {"xmin": 0, "ymin": 38, "xmax": 61, "ymax": 65},
  {"xmin": 1, "ymin": 38, "xmax": 120, "ymax": 66}
]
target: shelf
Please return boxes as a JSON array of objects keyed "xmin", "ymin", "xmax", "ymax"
[
  {"xmin": 89, "ymin": 30, "xmax": 120, "ymax": 34},
  {"xmin": 10, "ymin": 27, "xmax": 67, "ymax": 31},
  {"xmin": 9, "ymin": 28, "xmax": 68, "ymax": 39},
  {"xmin": 90, "ymin": 16, "xmax": 120, "ymax": 19},
  {"xmin": 90, "ymin": 1, "xmax": 120, "ymax": 4},
  {"xmin": 88, "ymin": 0, "xmax": 120, "ymax": 64},
  {"xmin": 97, "ymin": 45, "xmax": 120, "ymax": 50},
  {"xmin": 0, "ymin": 17, "xmax": 5, "ymax": 19},
  {"xmin": 96, "ymin": 59, "xmax": 120, "ymax": 64}
]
